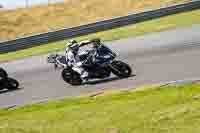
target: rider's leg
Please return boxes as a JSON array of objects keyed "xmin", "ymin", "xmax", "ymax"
[
  {"xmin": 81, "ymin": 71, "xmax": 88, "ymax": 79},
  {"xmin": 72, "ymin": 66, "xmax": 88, "ymax": 79}
]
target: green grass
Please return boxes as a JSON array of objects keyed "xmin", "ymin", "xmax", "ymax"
[
  {"xmin": 1, "ymin": 9, "xmax": 200, "ymax": 62},
  {"xmin": 0, "ymin": 0, "xmax": 189, "ymax": 40},
  {"xmin": 1, "ymin": 83, "xmax": 200, "ymax": 133}
]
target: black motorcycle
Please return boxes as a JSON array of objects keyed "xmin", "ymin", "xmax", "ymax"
[
  {"xmin": 61, "ymin": 41, "xmax": 133, "ymax": 85},
  {"xmin": 0, "ymin": 68, "xmax": 19, "ymax": 90}
]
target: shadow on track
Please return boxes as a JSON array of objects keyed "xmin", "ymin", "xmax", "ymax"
[
  {"xmin": 84, "ymin": 74, "xmax": 136, "ymax": 85},
  {"xmin": 0, "ymin": 87, "xmax": 22, "ymax": 94}
]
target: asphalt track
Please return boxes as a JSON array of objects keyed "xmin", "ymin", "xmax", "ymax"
[{"xmin": 1, "ymin": 25, "xmax": 200, "ymax": 109}]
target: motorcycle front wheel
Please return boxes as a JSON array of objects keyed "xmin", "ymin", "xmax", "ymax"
[
  {"xmin": 62, "ymin": 68, "xmax": 82, "ymax": 85},
  {"xmin": 111, "ymin": 60, "xmax": 132, "ymax": 78},
  {"xmin": 6, "ymin": 77, "xmax": 19, "ymax": 90}
]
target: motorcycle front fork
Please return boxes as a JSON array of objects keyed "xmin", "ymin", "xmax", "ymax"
[{"xmin": 108, "ymin": 64, "xmax": 121, "ymax": 74}]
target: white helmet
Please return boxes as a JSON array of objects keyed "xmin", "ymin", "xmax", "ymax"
[{"xmin": 68, "ymin": 40, "xmax": 79, "ymax": 51}]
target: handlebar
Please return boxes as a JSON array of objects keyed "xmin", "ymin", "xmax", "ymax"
[{"xmin": 82, "ymin": 50, "xmax": 95, "ymax": 66}]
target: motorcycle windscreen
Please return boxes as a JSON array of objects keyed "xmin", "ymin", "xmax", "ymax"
[{"xmin": 94, "ymin": 46, "xmax": 115, "ymax": 64}]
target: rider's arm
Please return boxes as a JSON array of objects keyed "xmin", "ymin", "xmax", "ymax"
[{"xmin": 79, "ymin": 40, "xmax": 90, "ymax": 47}]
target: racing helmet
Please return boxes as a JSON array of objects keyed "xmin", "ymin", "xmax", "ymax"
[
  {"xmin": 68, "ymin": 40, "xmax": 79, "ymax": 52},
  {"xmin": 92, "ymin": 38, "xmax": 101, "ymax": 49}
]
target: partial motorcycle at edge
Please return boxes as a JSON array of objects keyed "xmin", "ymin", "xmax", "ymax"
[{"xmin": 0, "ymin": 68, "xmax": 19, "ymax": 90}]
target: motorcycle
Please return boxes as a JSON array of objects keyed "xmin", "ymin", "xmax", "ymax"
[
  {"xmin": 0, "ymin": 68, "xmax": 19, "ymax": 90},
  {"xmin": 47, "ymin": 40, "xmax": 133, "ymax": 85}
]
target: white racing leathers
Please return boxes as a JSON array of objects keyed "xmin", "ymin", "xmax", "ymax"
[{"xmin": 65, "ymin": 49, "xmax": 88, "ymax": 79}]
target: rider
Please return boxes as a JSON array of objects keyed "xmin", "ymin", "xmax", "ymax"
[
  {"xmin": 65, "ymin": 40, "xmax": 89, "ymax": 80},
  {"xmin": 92, "ymin": 38, "xmax": 114, "ymax": 65}
]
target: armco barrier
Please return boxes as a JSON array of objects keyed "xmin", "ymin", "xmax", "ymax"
[{"xmin": 0, "ymin": 1, "xmax": 200, "ymax": 54}]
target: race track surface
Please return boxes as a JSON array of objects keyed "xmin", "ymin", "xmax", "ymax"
[{"xmin": 1, "ymin": 25, "xmax": 200, "ymax": 108}]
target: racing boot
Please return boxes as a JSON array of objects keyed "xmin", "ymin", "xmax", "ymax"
[{"xmin": 81, "ymin": 71, "xmax": 89, "ymax": 83}]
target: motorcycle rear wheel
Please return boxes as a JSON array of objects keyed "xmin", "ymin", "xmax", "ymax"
[{"xmin": 62, "ymin": 68, "xmax": 82, "ymax": 85}]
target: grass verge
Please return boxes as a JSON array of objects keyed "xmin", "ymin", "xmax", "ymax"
[
  {"xmin": 0, "ymin": 9, "xmax": 200, "ymax": 62},
  {"xmin": 0, "ymin": 0, "xmax": 189, "ymax": 40},
  {"xmin": 0, "ymin": 83, "xmax": 200, "ymax": 133}
]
